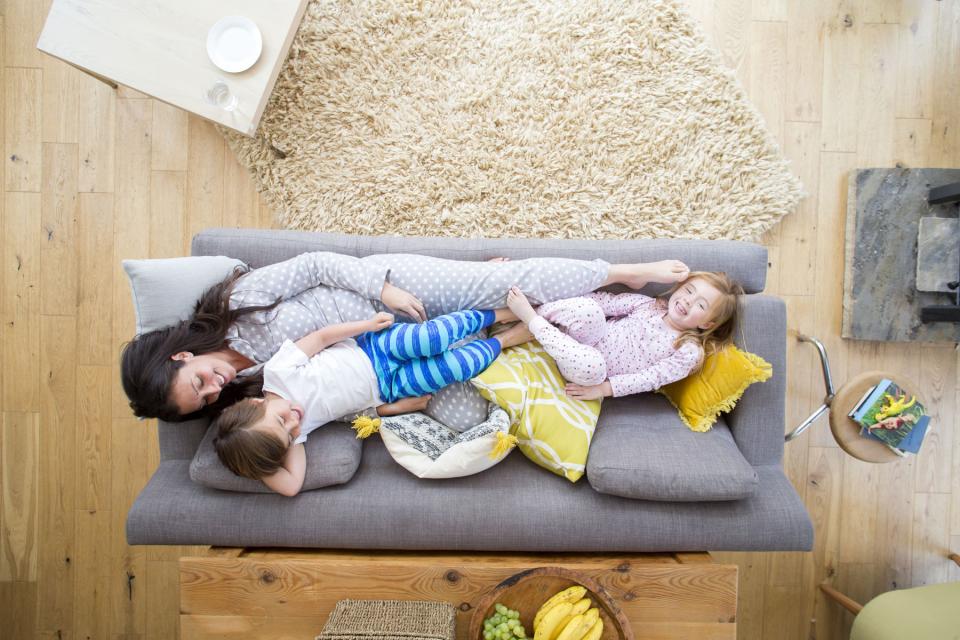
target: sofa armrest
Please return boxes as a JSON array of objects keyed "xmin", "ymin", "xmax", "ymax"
[{"xmin": 726, "ymin": 294, "xmax": 786, "ymax": 466}]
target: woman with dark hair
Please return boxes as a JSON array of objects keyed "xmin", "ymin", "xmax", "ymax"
[{"xmin": 121, "ymin": 250, "xmax": 675, "ymax": 421}]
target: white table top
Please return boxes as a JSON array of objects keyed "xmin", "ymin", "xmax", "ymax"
[{"xmin": 37, "ymin": 0, "xmax": 309, "ymax": 136}]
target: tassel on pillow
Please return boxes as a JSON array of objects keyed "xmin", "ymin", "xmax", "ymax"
[
  {"xmin": 352, "ymin": 415, "xmax": 381, "ymax": 439},
  {"xmin": 489, "ymin": 431, "xmax": 518, "ymax": 460}
]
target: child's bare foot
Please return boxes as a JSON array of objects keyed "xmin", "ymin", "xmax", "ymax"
[
  {"xmin": 646, "ymin": 260, "xmax": 690, "ymax": 284},
  {"xmin": 506, "ymin": 286, "xmax": 538, "ymax": 324},
  {"xmin": 493, "ymin": 322, "xmax": 535, "ymax": 349}
]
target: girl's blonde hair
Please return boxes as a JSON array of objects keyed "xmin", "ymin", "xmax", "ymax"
[
  {"xmin": 658, "ymin": 271, "xmax": 744, "ymax": 360},
  {"xmin": 212, "ymin": 398, "xmax": 287, "ymax": 480}
]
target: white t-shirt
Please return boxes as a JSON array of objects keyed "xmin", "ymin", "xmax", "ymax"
[{"xmin": 262, "ymin": 339, "xmax": 381, "ymax": 444}]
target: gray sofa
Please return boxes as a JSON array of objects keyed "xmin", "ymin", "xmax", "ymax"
[{"xmin": 125, "ymin": 229, "xmax": 813, "ymax": 551}]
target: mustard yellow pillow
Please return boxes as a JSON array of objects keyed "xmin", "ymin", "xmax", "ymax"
[
  {"xmin": 658, "ymin": 345, "xmax": 772, "ymax": 432},
  {"xmin": 470, "ymin": 342, "xmax": 601, "ymax": 482}
]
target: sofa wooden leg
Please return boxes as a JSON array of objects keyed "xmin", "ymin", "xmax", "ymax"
[{"xmin": 819, "ymin": 583, "xmax": 863, "ymax": 616}]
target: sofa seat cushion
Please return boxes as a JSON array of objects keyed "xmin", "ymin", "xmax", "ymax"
[
  {"xmin": 190, "ymin": 421, "xmax": 362, "ymax": 493},
  {"xmin": 587, "ymin": 395, "xmax": 758, "ymax": 502}
]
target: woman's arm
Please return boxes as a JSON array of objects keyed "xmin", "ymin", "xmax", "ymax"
[{"xmin": 261, "ymin": 443, "xmax": 307, "ymax": 497}]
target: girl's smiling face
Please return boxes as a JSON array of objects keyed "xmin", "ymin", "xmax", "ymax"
[
  {"xmin": 250, "ymin": 395, "xmax": 304, "ymax": 446},
  {"xmin": 665, "ymin": 278, "xmax": 723, "ymax": 331}
]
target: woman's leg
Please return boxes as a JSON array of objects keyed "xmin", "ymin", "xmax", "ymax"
[
  {"xmin": 361, "ymin": 254, "xmax": 609, "ymax": 316},
  {"xmin": 389, "ymin": 338, "xmax": 502, "ymax": 400},
  {"xmin": 361, "ymin": 254, "xmax": 690, "ymax": 317}
]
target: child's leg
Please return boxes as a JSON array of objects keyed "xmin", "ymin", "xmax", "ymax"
[
  {"xmin": 527, "ymin": 316, "xmax": 607, "ymax": 386},
  {"xmin": 389, "ymin": 338, "xmax": 502, "ymax": 399},
  {"xmin": 536, "ymin": 297, "xmax": 607, "ymax": 346},
  {"xmin": 373, "ymin": 310, "xmax": 497, "ymax": 361}
]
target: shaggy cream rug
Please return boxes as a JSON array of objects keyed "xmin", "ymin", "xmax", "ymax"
[{"xmin": 223, "ymin": 0, "xmax": 803, "ymax": 240}]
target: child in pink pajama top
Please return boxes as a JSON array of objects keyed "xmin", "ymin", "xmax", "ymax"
[{"xmin": 506, "ymin": 267, "xmax": 744, "ymax": 401}]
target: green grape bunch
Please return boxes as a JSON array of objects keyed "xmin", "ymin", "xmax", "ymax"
[{"xmin": 482, "ymin": 603, "xmax": 528, "ymax": 640}]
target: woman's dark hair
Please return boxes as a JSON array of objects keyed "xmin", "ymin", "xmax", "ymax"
[{"xmin": 120, "ymin": 267, "xmax": 279, "ymax": 422}]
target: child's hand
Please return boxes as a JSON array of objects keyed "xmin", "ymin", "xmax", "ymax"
[
  {"xmin": 368, "ymin": 312, "xmax": 395, "ymax": 331},
  {"xmin": 377, "ymin": 395, "xmax": 433, "ymax": 416},
  {"xmin": 565, "ymin": 382, "xmax": 612, "ymax": 401}
]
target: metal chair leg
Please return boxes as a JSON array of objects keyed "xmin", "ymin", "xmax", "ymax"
[
  {"xmin": 785, "ymin": 334, "xmax": 836, "ymax": 442},
  {"xmin": 786, "ymin": 403, "xmax": 829, "ymax": 442},
  {"xmin": 799, "ymin": 333, "xmax": 835, "ymax": 398}
]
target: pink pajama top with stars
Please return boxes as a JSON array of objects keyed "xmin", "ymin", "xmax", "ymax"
[{"xmin": 528, "ymin": 291, "xmax": 703, "ymax": 397}]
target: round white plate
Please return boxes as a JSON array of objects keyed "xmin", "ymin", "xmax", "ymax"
[{"xmin": 206, "ymin": 16, "xmax": 262, "ymax": 73}]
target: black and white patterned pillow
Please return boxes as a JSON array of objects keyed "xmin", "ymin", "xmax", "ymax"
[{"xmin": 379, "ymin": 402, "xmax": 512, "ymax": 477}]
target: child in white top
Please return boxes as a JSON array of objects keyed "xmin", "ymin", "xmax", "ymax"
[
  {"xmin": 506, "ymin": 266, "xmax": 743, "ymax": 401},
  {"xmin": 212, "ymin": 308, "xmax": 529, "ymax": 495}
]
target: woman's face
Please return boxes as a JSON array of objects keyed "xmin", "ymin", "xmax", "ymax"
[{"xmin": 169, "ymin": 352, "xmax": 238, "ymax": 414}]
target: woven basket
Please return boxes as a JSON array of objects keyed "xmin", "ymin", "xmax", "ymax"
[{"xmin": 317, "ymin": 600, "xmax": 456, "ymax": 640}]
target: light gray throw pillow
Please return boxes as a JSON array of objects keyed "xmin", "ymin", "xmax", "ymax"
[
  {"xmin": 190, "ymin": 420, "xmax": 363, "ymax": 493},
  {"xmin": 122, "ymin": 256, "xmax": 246, "ymax": 334}
]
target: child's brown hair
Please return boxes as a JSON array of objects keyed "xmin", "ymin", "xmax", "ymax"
[
  {"xmin": 212, "ymin": 398, "xmax": 287, "ymax": 479},
  {"xmin": 659, "ymin": 271, "xmax": 744, "ymax": 361}
]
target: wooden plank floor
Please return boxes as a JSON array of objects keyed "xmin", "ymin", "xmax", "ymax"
[{"xmin": 1, "ymin": 1, "xmax": 958, "ymax": 638}]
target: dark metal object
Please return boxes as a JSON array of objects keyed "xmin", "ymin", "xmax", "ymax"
[
  {"xmin": 921, "ymin": 181, "xmax": 960, "ymax": 323},
  {"xmin": 928, "ymin": 181, "xmax": 960, "ymax": 205}
]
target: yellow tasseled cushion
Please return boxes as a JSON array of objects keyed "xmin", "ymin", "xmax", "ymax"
[
  {"xmin": 471, "ymin": 341, "xmax": 601, "ymax": 482},
  {"xmin": 658, "ymin": 345, "xmax": 772, "ymax": 432}
]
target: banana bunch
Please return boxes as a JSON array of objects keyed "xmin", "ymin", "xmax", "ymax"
[{"xmin": 532, "ymin": 586, "xmax": 604, "ymax": 640}]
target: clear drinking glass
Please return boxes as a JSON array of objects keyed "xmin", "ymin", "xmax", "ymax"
[{"xmin": 204, "ymin": 80, "xmax": 238, "ymax": 111}]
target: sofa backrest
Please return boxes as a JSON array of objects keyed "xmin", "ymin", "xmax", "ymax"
[{"xmin": 157, "ymin": 229, "xmax": 773, "ymax": 462}]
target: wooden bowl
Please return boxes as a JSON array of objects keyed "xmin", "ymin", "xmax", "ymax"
[{"xmin": 467, "ymin": 567, "xmax": 634, "ymax": 640}]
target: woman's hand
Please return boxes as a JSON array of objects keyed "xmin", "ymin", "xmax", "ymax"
[
  {"xmin": 376, "ymin": 395, "xmax": 433, "ymax": 416},
  {"xmin": 565, "ymin": 381, "xmax": 613, "ymax": 401},
  {"xmin": 368, "ymin": 312, "xmax": 395, "ymax": 332},
  {"xmin": 381, "ymin": 282, "xmax": 427, "ymax": 322}
]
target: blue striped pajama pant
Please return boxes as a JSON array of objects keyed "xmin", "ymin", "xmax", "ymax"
[{"xmin": 356, "ymin": 310, "xmax": 501, "ymax": 403}]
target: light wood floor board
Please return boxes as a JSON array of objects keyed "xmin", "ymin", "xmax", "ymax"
[{"xmin": 0, "ymin": 2, "xmax": 958, "ymax": 639}]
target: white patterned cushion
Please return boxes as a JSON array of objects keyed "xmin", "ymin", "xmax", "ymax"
[{"xmin": 379, "ymin": 402, "xmax": 513, "ymax": 478}]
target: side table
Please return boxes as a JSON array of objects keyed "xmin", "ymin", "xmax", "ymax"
[
  {"xmin": 785, "ymin": 335, "xmax": 910, "ymax": 463},
  {"xmin": 36, "ymin": 0, "xmax": 309, "ymax": 136}
]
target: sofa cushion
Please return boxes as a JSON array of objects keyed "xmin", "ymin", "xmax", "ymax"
[
  {"xmin": 122, "ymin": 256, "xmax": 246, "ymax": 333},
  {"xmin": 423, "ymin": 333, "xmax": 493, "ymax": 431},
  {"xmin": 658, "ymin": 345, "xmax": 773, "ymax": 433},
  {"xmin": 379, "ymin": 402, "xmax": 514, "ymax": 478},
  {"xmin": 190, "ymin": 421, "xmax": 362, "ymax": 493},
  {"xmin": 587, "ymin": 395, "xmax": 758, "ymax": 501},
  {"xmin": 472, "ymin": 342, "xmax": 601, "ymax": 483}
]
